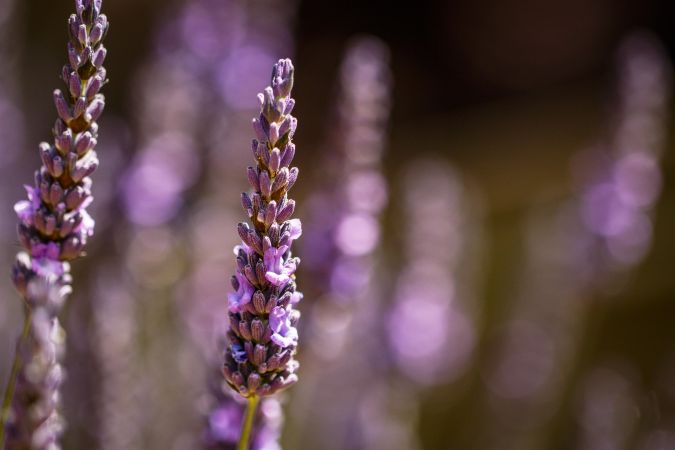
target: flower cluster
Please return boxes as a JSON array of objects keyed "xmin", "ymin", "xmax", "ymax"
[
  {"xmin": 4, "ymin": 1, "xmax": 108, "ymax": 448},
  {"xmin": 223, "ymin": 59, "xmax": 302, "ymax": 397},
  {"xmin": 11, "ymin": 0, "xmax": 108, "ymax": 299}
]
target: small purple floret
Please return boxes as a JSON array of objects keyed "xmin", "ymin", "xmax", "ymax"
[
  {"xmin": 228, "ymin": 272, "xmax": 254, "ymax": 312},
  {"xmin": 269, "ymin": 306, "xmax": 298, "ymax": 348}
]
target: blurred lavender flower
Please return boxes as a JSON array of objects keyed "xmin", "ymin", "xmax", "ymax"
[
  {"xmin": 387, "ymin": 160, "xmax": 480, "ymax": 386},
  {"xmin": 223, "ymin": 58, "xmax": 302, "ymax": 398},
  {"xmin": 2, "ymin": 1, "xmax": 108, "ymax": 448},
  {"xmin": 301, "ymin": 35, "xmax": 392, "ymax": 361},
  {"xmin": 575, "ymin": 364, "xmax": 640, "ymax": 450},
  {"xmin": 476, "ymin": 31, "xmax": 671, "ymax": 450},
  {"xmin": 575, "ymin": 32, "xmax": 671, "ymax": 285},
  {"xmin": 287, "ymin": 36, "xmax": 393, "ymax": 450},
  {"xmin": 93, "ymin": 268, "xmax": 142, "ymax": 450},
  {"xmin": 6, "ymin": 306, "xmax": 65, "ymax": 450}
]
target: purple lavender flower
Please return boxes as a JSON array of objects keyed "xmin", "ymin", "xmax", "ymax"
[
  {"xmin": 11, "ymin": 0, "xmax": 108, "ymax": 301},
  {"xmin": 2, "ymin": 1, "xmax": 108, "ymax": 448},
  {"xmin": 222, "ymin": 58, "xmax": 302, "ymax": 398}
]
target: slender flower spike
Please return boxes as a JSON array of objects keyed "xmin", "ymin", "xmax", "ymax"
[
  {"xmin": 223, "ymin": 59, "xmax": 302, "ymax": 398},
  {"xmin": 3, "ymin": 1, "xmax": 108, "ymax": 448},
  {"xmin": 12, "ymin": 0, "xmax": 107, "ymax": 297}
]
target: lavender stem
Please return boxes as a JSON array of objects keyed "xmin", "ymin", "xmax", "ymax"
[
  {"xmin": 237, "ymin": 396, "xmax": 260, "ymax": 450},
  {"xmin": 0, "ymin": 308, "xmax": 32, "ymax": 448}
]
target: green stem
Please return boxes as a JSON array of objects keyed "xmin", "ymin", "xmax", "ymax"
[
  {"xmin": 237, "ymin": 395, "xmax": 260, "ymax": 450},
  {"xmin": 0, "ymin": 308, "xmax": 32, "ymax": 448}
]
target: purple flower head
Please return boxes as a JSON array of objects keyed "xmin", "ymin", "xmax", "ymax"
[
  {"xmin": 6, "ymin": 1, "xmax": 109, "ymax": 448},
  {"xmin": 223, "ymin": 59, "xmax": 303, "ymax": 398}
]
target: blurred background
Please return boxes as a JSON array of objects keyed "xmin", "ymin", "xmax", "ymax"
[{"xmin": 1, "ymin": 0, "xmax": 675, "ymax": 449}]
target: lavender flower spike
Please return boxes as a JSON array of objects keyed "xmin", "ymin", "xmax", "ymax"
[
  {"xmin": 2, "ymin": 1, "xmax": 108, "ymax": 448},
  {"xmin": 223, "ymin": 59, "xmax": 303, "ymax": 400}
]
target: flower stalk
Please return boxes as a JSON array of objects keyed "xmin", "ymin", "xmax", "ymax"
[{"xmin": 236, "ymin": 396, "xmax": 260, "ymax": 450}]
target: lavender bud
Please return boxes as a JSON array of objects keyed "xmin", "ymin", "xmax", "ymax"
[
  {"xmin": 247, "ymin": 167, "xmax": 260, "ymax": 191},
  {"xmin": 90, "ymin": 22, "xmax": 103, "ymax": 45},
  {"xmin": 60, "ymin": 235, "xmax": 83, "ymax": 260},
  {"xmin": 265, "ymin": 295, "xmax": 277, "ymax": 314},
  {"xmin": 54, "ymin": 129, "xmax": 73, "ymax": 155},
  {"xmin": 271, "ymin": 167, "xmax": 288, "ymax": 194},
  {"xmin": 92, "ymin": 47, "xmax": 107, "ymax": 69},
  {"xmin": 247, "ymin": 373, "xmax": 261, "ymax": 392},
  {"xmin": 237, "ymin": 222, "xmax": 251, "ymax": 243},
  {"xmin": 239, "ymin": 321, "xmax": 252, "ymax": 341},
  {"xmin": 49, "ymin": 184, "xmax": 64, "ymax": 207},
  {"xmin": 268, "ymin": 122, "xmax": 280, "ymax": 145},
  {"xmin": 269, "ymin": 148, "xmax": 281, "ymax": 174},
  {"xmin": 73, "ymin": 96, "xmax": 87, "ymax": 118},
  {"xmin": 77, "ymin": 24, "xmax": 88, "ymax": 46},
  {"xmin": 64, "ymin": 186, "xmax": 87, "ymax": 210},
  {"xmin": 241, "ymin": 192, "xmax": 253, "ymax": 215},
  {"xmin": 255, "ymin": 261, "xmax": 266, "ymax": 288},
  {"xmin": 252, "ymin": 291, "xmax": 266, "ymax": 314},
  {"xmin": 74, "ymin": 131, "xmax": 93, "ymax": 156},
  {"xmin": 287, "ymin": 167, "xmax": 299, "ymax": 191},
  {"xmin": 85, "ymin": 75, "xmax": 102, "ymax": 99},
  {"xmin": 276, "ymin": 199, "xmax": 295, "ymax": 223},
  {"xmin": 244, "ymin": 265, "xmax": 258, "ymax": 287},
  {"xmin": 280, "ymin": 143, "xmax": 295, "ymax": 167},
  {"xmin": 251, "ymin": 320, "xmax": 265, "ymax": 343},
  {"xmin": 259, "ymin": 170, "xmax": 272, "ymax": 199},
  {"xmin": 252, "ymin": 118, "xmax": 267, "ymax": 143},
  {"xmin": 86, "ymin": 96, "xmax": 105, "ymax": 122},
  {"xmin": 254, "ymin": 345, "xmax": 267, "ymax": 366},
  {"xmin": 264, "ymin": 201, "xmax": 277, "ymax": 228},
  {"xmin": 53, "ymin": 90, "xmax": 72, "ymax": 122},
  {"xmin": 67, "ymin": 42, "xmax": 81, "ymax": 68},
  {"xmin": 268, "ymin": 223, "xmax": 280, "ymax": 246},
  {"xmin": 69, "ymin": 72, "xmax": 81, "ymax": 98}
]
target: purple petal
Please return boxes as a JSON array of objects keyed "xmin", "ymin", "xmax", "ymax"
[
  {"xmin": 227, "ymin": 272, "xmax": 254, "ymax": 312},
  {"xmin": 287, "ymin": 218, "xmax": 302, "ymax": 241},
  {"xmin": 265, "ymin": 271, "xmax": 290, "ymax": 287},
  {"xmin": 14, "ymin": 201, "xmax": 34, "ymax": 225},
  {"xmin": 290, "ymin": 291, "xmax": 303, "ymax": 304}
]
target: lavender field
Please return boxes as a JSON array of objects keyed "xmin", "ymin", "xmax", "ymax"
[{"xmin": 1, "ymin": 0, "xmax": 674, "ymax": 449}]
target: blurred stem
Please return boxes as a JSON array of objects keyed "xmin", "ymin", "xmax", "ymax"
[
  {"xmin": 237, "ymin": 395, "xmax": 260, "ymax": 450},
  {"xmin": 0, "ymin": 308, "xmax": 32, "ymax": 448}
]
